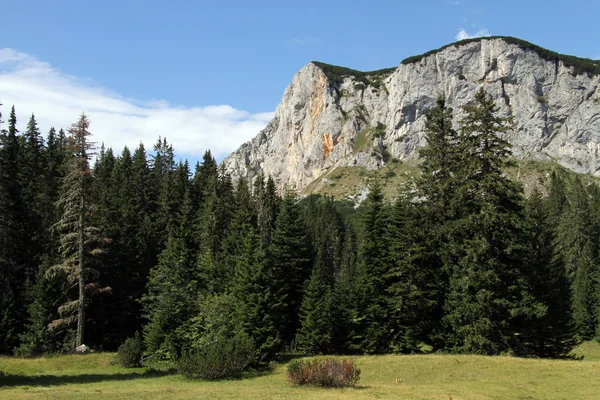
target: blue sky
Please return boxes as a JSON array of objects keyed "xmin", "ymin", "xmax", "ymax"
[{"xmin": 1, "ymin": 0, "xmax": 599, "ymax": 161}]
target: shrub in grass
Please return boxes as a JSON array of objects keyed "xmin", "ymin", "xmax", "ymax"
[
  {"xmin": 117, "ymin": 331, "xmax": 144, "ymax": 368},
  {"xmin": 287, "ymin": 357, "xmax": 360, "ymax": 387},
  {"xmin": 177, "ymin": 332, "xmax": 255, "ymax": 379}
]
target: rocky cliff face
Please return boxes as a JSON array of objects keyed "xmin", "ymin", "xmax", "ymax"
[{"xmin": 222, "ymin": 37, "xmax": 600, "ymax": 192}]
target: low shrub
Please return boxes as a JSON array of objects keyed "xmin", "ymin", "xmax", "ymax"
[
  {"xmin": 117, "ymin": 331, "xmax": 144, "ymax": 368},
  {"xmin": 177, "ymin": 332, "xmax": 255, "ymax": 379},
  {"xmin": 287, "ymin": 357, "xmax": 360, "ymax": 387}
]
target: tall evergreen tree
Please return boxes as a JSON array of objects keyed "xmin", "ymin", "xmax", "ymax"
[
  {"xmin": 330, "ymin": 222, "xmax": 365, "ymax": 354},
  {"xmin": 142, "ymin": 221, "xmax": 197, "ymax": 356},
  {"xmin": 17, "ymin": 127, "xmax": 71, "ymax": 355},
  {"xmin": 0, "ymin": 105, "xmax": 26, "ymax": 353},
  {"xmin": 196, "ymin": 168, "xmax": 234, "ymax": 294},
  {"xmin": 21, "ymin": 114, "xmax": 46, "ymax": 278},
  {"xmin": 359, "ymin": 179, "xmax": 391, "ymax": 353},
  {"xmin": 520, "ymin": 189, "xmax": 578, "ymax": 357},
  {"xmin": 47, "ymin": 114, "xmax": 108, "ymax": 347},
  {"xmin": 232, "ymin": 225, "xmax": 280, "ymax": 361},
  {"xmin": 269, "ymin": 188, "xmax": 312, "ymax": 345},
  {"xmin": 297, "ymin": 255, "xmax": 333, "ymax": 354},
  {"xmin": 442, "ymin": 88, "xmax": 529, "ymax": 354},
  {"xmin": 385, "ymin": 193, "xmax": 433, "ymax": 353},
  {"xmin": 557, "ymin": 178, "xmax": 600, "ymax": 339},
  {"xmin": 415, "ymin": 96, "xmax": 462, "ymax": 349}
]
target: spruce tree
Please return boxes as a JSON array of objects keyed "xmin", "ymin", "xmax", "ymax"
[
  {"xmin": 269, "ymin": 188, "xmax": 312, "ymax": 345},
  {"xmin": 196, "ymin": 168, "xmax": 234, "ymax": 294},
  {"xmin": 297, "ymin": 255, "xmax": 333, "ymax": 354},
  {"xmin": 17, "ymin": 127, "xmax": 71, "ymax": 355},
  {"xmin": 0, "ymin": 105, "xmax": 26, "ymax": 353},
  {"xmin": 47, "ymin": 114, "xmax": 108, "ymax": 348},
  {"xmin": 385, "ymin": 193, "xmax": 432, "ymax": 353},
  {"xmin": 330, "ymin": 223, "xmax": 365, "ymax": 354},
  {"xmin": 257, "ymin": 176, "xmax": 280, "ymax": 246},
  {"xmin": 232, "ymin": 225, "xmax": 280, "ymax": 361},
  {"xmin": 143, "ymin": 231, "xmax": 197, "ymax": 355},
  {"xmin": 219, "ymin": 177, "xmax": 258, "ymax": 294},
  {"xmin": 416, "ymin": 96, "xmax": 461, "ymax": 347},
  {"xmin": 521, "ymin": 189, "xmax": 578, "ymax": 357},
  {"xmin": 359, "ymin": 179, "xmax": 391, "ymax": 353},
  {"xmin": 557, "ymin": 178, "xmax": 600, "ymax": 339},
  {"xmin": 442, "ymin": 88, "xmax": 528, "ymax": 354}
]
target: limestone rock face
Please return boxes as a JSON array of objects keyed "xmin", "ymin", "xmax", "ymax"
[{"xmin": 222, "ymin": 38, "xmax": 600, "ymax": 191}]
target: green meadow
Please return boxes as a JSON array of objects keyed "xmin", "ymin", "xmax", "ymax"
[{"xmin": 1, "ymin": 342, "xmax": 599, "ymax": 400}]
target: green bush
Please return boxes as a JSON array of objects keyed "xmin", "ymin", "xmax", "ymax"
[
  {"xmin": 287, "ymin": 357, "xmax": 361, "ymax": 387},
  {"xmin": 117, "ymin": 331, "xmax": 144, "ymax": 368},
  {"xmin": 177, "ymin": 332, "xmax": 255, "ymax": 379}
]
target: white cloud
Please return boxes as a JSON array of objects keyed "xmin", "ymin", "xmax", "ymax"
[
  {"xmin": 455, "ymin": 28, "xmax": 490, "ymax": 41},
  {"xmin": 0, "ymin": 48, "xmax": 274, "ymax": 161}
]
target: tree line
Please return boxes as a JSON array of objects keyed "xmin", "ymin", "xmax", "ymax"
[{"xmin": 0, "ymin": 88, "xmax": 598, "ymax": 361}]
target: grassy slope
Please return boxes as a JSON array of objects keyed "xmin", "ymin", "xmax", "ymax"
[
  {"xmin": 303, "ymin": 159, "xmax": 600, "ymax": 201},
  {"xmin": 2, "ymin": 342, "xmax": 600, "ymax": 399},
  {"xmin": 302, "ymin": 160, "xmax": 420, "ymax": 201}
]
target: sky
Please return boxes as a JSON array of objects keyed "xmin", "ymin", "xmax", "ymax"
[{"xmin": 1, "ymin": 0, "xmax": 599, "ymax": 163}]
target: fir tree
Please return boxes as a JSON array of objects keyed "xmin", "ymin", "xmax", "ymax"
[
  {"xmin": 330, "ymin": 223, "xmax": 365, "ymax": 354},
  {"xmin": 385, "ymin": 193, "xmax": 433, "ymax": 353},
  {"xmin": 232, "ymin": 225, "xmax": 280, "ymax": 361},
  {"xmin": 297, "ymin": 256, "xmax": 333, "ymax": 354},
  {"xmin": 47, "ymin": 114, "xmax": 108, "ymax": 348},
  {"xmin": 557, "ymin": 178, "xmax": 599, "ymax": 339},
  {"xmin": 442, "ymin": 88, "xmax": 528, "ymax": 354},
  {"xmin": 359, "ymin": 179, "xmax": 391, "ymax": 354},
  {"xmin": 520, "ymin": 189, "xmax": 579, "ymax": 357},
  {"xmin": 269, "ymin": 188, "xmax": 312, "ymax": 344},
  {"xmin": 0, "ymin": 105, "xmax": 26, "ymax": 353}
]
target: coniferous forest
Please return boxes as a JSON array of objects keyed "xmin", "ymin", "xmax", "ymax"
[{"xmin": 1, "ymin": 88, "xmax": 598, "ymax": 366}]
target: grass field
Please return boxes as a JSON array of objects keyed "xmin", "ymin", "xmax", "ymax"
[{"xmin": 1, "ymin": 342, "xmax": 599, "ymax": 399}]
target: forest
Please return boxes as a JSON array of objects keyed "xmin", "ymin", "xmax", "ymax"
[{"xmin": 0, "ymin": 88, "xmax": 598, "ymax": 369}]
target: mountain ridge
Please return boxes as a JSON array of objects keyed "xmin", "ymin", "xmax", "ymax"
[{"xmin": 222, "ymin": 37, "xmax": 600, "ymax": 193}]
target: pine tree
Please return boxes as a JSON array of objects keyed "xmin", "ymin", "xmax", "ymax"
[
  {"xmin": 269, "ymin": 188, "xmax": 312, "ymax": 345},
  {"xmin": 191, "ymin": 150, "xmax": 217, "ymax": 210},
  {"xmin": 416, "ymin": 96, "xmax": 461, "ymax": 347},
  {"xmin": 546, "ymin": 171, "xmax": 567, "ymax": 228},
  {"xmin": 0, "ymin": 104, "xmax": 26, "ymax": 353},
  {"xmin": 232, "ymin": 225, "xmax": 280, "ymax": 361},
  {"xmin": 359, "ymin": 179, "xmax": 391, "ymax": 353},
  {"xmin": 219, "ymin": 177, "xmax": 257, "ymax": 292},
  {"xmin": 257, "ymin": 176, "xmax": 280, "ymax": 246},
  {"xmin": 385, "ymin": 193, "xmax": 432, "ymax": 353},
  {"xmin": 17, "ymin": 127, "xmax": 72, "ymax": 356},
  {"xmin": 297, "ymin": 256, "xmax": 333, "ymax": 354},
  {"xmin": 21, "ymin": 114, "xmax": 46, "ymax": 279},
  {"xmin": 418, "ymin": 96, "xmax": 460, "ymax": 218},
  {"xmin": 47, "ymin": 114, "xmax": 108, "ymax": 348},
  {"xmin": 196, "ymin": 168, "xmax": 234, "ymax": 294},
  {"xmin": 143, "ymin": 225, "xmax": 197, "ymax": 356},
  {"xmin": 557, "ymin": 178, "xmax": 600, "ymax": 339},
  {"xmin": 520, "ymin": 189, "xmax": 579, "ymax": 357},
  {"xmin": 150, "ymin": 137, "xmax": 176, "ymax": 247},
  {"xmin": 330, "ymin": 223, "xmax": 365, "ymax": 354},
  {"xmin": 442, "ymin": 88, "xmax": 529, "ymax": 354}
]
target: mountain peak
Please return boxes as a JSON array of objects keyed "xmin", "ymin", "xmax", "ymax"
[{"xmin": 222, "ymin": 38, "xmax": 600, "ymax": 195}]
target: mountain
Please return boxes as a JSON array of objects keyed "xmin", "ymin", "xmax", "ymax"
[{"xmin": 222, "ymin": 37, "xmax": 600, "ymax": 195}]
